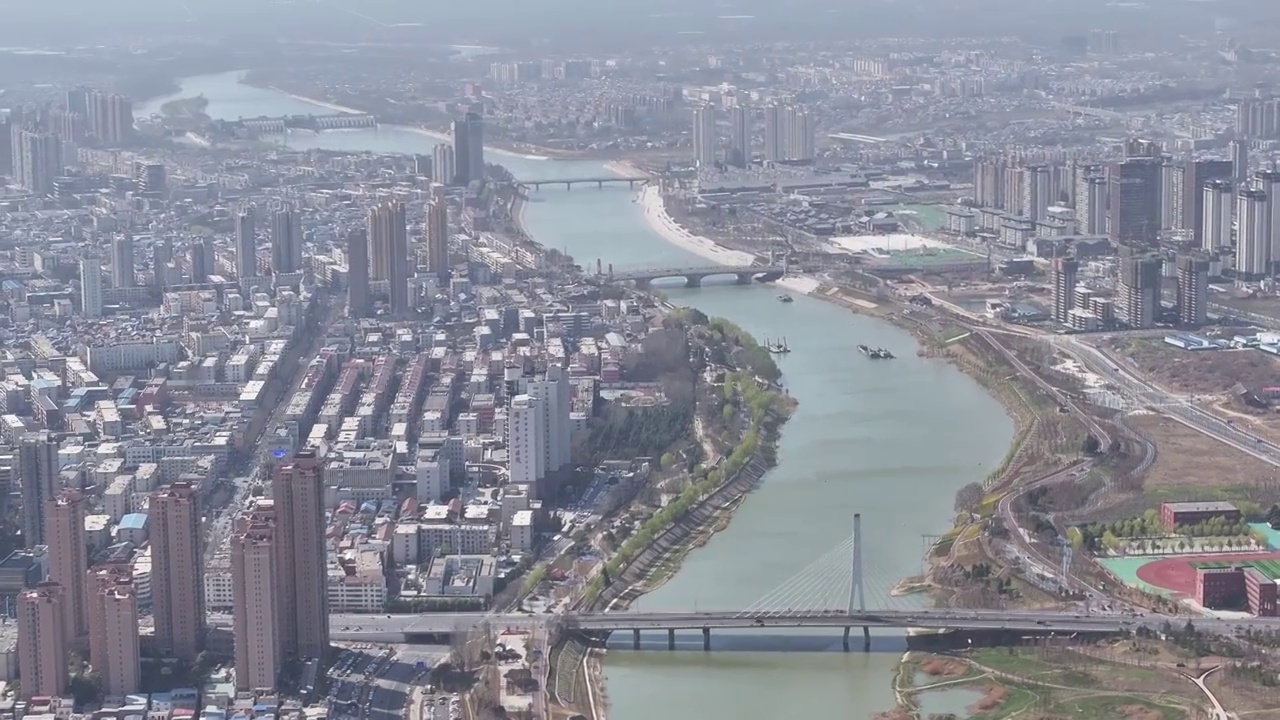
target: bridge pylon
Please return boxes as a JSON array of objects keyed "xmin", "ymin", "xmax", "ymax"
[
  {"xmin": 850, "ymin": 513, "xmax": 866, "ymax": 614},
  {"xmin": 848, "ymin": 513, "xmax": 870, "ymax": 652}
]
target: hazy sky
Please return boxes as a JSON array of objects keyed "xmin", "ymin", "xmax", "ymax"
[{"xmin": 0, "ymin": 0, "xmax": 1274, "ymax": 49}]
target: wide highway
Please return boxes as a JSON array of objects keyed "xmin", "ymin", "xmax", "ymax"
[
  {"xmin": 299, "ymin": 608, "xmax": 1279, "ymax": 642},
  {"xmin": 1054, "ymin": 336, "xmax": 1280, "ymax": 467}
]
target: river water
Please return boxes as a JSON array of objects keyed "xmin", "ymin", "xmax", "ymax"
[{"xmin": 142, "ymin": 73, "xmax": 1014, "ymax": 719}]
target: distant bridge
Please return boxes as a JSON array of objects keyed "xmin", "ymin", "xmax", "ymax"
[
  {"xmin": 602, "ymin": 264, "xmax": 786, "ymax": 288},
  {"xmin": 1050, "ymin": 102, "xmax": 1127, "ymax": 122},
  {"xmin": 827, "ymin": 132, "xmax": 888, "ymax": 144},
  {"xmin": 235, "ymin": 112, "xmax": 378, "ymax": 134},
  {"xmin": 518, "ymin": 176, "xmax": 651, "ymax": 190}
]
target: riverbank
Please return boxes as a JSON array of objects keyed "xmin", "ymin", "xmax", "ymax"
[
  {"xmin": 252, "ymin": 82, "xmax": 577, "ymax": 161},
  {"xmin": 635, "ymin": 185, "xmax": 821, "ymax": 296},
  {"xmin": 549, "ymin": 322, "xmax": 794, "ymax": 720},
  {"xmin": 630, "ymin": 184, "xmax": 1069, "ymax": 713}
]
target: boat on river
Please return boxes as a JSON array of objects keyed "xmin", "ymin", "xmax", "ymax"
[
  {"xmin": 766, "ymin": 337, "xmax": 791, "ymax": 354},
  {"xmin": 858, "ymin": 344, "xmax": 895, "ymax": 359},
  {"xmin": 777, "ymin": 293, "xmax": 794, "ymax": 303}
]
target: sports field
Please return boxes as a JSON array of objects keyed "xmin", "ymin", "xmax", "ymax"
[
  {"xmin": 1104, "ymin": 552, "xmax": 1280, "ymax": 597},
  {"xmin": 1194, "ymin": 558, "xmax": 1280, "ymax": 578}
]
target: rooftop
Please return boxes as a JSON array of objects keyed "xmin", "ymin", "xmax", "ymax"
[{"xmin": 1163, "ymin": 501, "xmax": 1239, "ymax": 513}]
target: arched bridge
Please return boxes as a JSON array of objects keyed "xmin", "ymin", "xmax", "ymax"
[
  {"xmin": 519, "ymin": 176, "xmax": 651, "ymax": 190},
  {"xmin": 604, "ymin": 264, "xmax": 786, "ymax": 288}
]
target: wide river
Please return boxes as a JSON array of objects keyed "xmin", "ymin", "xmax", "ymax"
[{"xmin": 142, "ymin": 73, "xmax": 1014, "ymax": 719}]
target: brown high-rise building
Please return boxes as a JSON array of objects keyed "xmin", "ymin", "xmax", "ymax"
[
  {"xmin": 45, "ymin": 489, "xmax": 88, "ymax": 638},
  {"xmin": 273, "ymin": 450, "xmax": 330, "ymax": 659},
  {"xmin": 1180, "ymin": 159, "xmax": 1233, "ymax": 247},
  {"xmin": 1107, "ymin": 156, "xmax": 1164, "ymax": 249},
  {"xmin": 150, "ymin": 481, "xmax": 205, "ymax": 660},
  {"xmin": 271, "ymin": 207, "xmax": 303, "ymax": 275},
  {"xmin": 233, "ymin": 500, "xmax": 282, "ymax": 692},
  {"xmin": 19, "ymin": 431, "xmax": 59, "ymax": 548},
  {"xmin": 18, "ymin": 582, "xmax": 69, "ymax": 699},
  {"xmin": 426, "ymin": 184, "xmax": 450, "ymax": 283},
  {"xmin": 368, "ymin": 202, "xmax": 409, "ymax": 315},
  {"xmin": 1051, "ymin": 257, "xmax": 1079, "ymax": 325},
  {"xmin": 347, "ymin": 229, "xmax": 370, "ymax": 319},
  {"xmin": 1176, "ymin": 254, "xmax": 1211, "ymax": 328},
  {"xmin": 88, "ymin": 561, "xmax": 140, "ymax": 694},
  {"xmin": 1118, "ymin": 252, "xmax": 1164, "ymax": 329}
]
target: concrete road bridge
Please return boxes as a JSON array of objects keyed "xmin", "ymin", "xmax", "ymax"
[
  {"xmin": 318, "ymin": 515, "xmax": 1222, "ymax": 652},
  {"xmin": 518, "ymin": 176, "xmax": 650, "ymax": 190},
  {"xmin": 602, "ymin": 264, "xmax": 786, "ymax": 288}
]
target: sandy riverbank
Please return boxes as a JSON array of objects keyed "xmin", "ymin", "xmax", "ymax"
[
  {"xmin": 603, "ymin": 160, "xmax": 648, "ymax": 178},
  {"xmin": 636, "ymin": 185, "xmax": 820, "ymax": 295},
  {"xmin": 272, "ymin": 87, "xmax": 363, "ymax": 115}
]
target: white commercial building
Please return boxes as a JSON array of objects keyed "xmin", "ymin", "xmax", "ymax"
[
  {"xmin": 507, "ymin": 394, "xmax": 545, "ymax": 488},
  {"xmin": 81, "ymin": 256, "xmax": 103, "ymax": 319},
  {"xmin": 419, "ymin": 523, "xmax": 494, "ymax": 555},
  {"xmin": 415, "ymin": 452, "xmax": 447, "ymax": 503},
  {"xmin": 510, "ymin": 510, "xmax": 534, "ymax": 553},
  {"xmin": 528, "ymin": 365, "xmax": 572, "ymax": 478}
]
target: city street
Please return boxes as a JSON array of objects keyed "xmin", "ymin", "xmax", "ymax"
[{"xmin": 367, "ymin": 648, "xmax": 447, "ymax": 720}]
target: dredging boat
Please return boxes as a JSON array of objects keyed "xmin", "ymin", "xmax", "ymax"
[
  {"xmin": 766, "ymin": 337, "xmax": 791, "ymax": 354},
  {"xmin": 858, "ymin": 344, "xmax": 895, "ymax": 359}
]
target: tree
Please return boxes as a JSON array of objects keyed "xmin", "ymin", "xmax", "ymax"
[
  {"xmin": 954, "ymin": 482, "xmax": 985, "ymax": 514},
  {"xmin": 1082, "ymin": 433, "xmax": 1102, "ymax": 455},
  {"xmin": 68, "ymin": 673, "xmax": 102, "ymax": 705}
]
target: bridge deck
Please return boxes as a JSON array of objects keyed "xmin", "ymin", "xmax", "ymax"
[
  {"xmin": 320, "ymin": 608, "xmax": 1182, "ymax": 641},
  {"xmin": 606, "ymin": 264, "xmax": 785, "ymax": 281},
  {"xmin": 518, "ymin": 176, "xmax": 650, "ymax": 185}
]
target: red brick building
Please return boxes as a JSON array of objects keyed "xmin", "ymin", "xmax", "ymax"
[
  {"xmin": 1161, "ymin": 501, "xmax": 1242, "ymax": 529},
  {"xmin": 1195, "ymin": 567, "xmax": 1245, "ymax": 609},
  {"xmin": 1245, "ymin": 568, "xmax": 1279, "ymax": 617}
]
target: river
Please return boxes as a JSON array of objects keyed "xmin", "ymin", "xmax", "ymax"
[{"xmin": 141, "ymin": 72, "xmax": 1015, "ymax": 719}]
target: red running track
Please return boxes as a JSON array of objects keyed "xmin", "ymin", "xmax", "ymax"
[{"xmin": 1136, "ymin": 552, "xmax": 1280, "ymax": 597}]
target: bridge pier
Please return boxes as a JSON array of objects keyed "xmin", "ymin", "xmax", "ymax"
[
  {"xmin": 635, "ymin": 278, "xmax": 652, "ymax": 290},
  {"xmin": 633, "ymin": 629, "xmax": 641, "ymax": 650},
  {"xmin": 735, "ymin": 273, "xmax": 753, "ymax": 285},
  {"xmin": 702, "ymin": 627, "xmax": 711, "ymax": 651},
  {"xmin": 565, "ymin": 182, "xmax": 572, "ymax": 191},
  {"xmin": 863, "ymin": 626, "xmax": 871, "ymax": 652},
  {"xmin": 668, "ymin": 628, "xmax": 676, "ymax": 650},
  {"xmin": 842, "ymin": 627, "xmax": 850, "ymax": 652},
  {"xmin": 685, "ymin": 276, "xmax": 702, "ymax": 288},
  {"xmin": 597, "ymin": 180, "xmax": 604, "ymax": 189}
]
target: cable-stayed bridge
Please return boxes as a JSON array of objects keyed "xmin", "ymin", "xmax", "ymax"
[{"xmin": 307, "ymin": 514, "xmax": 1233, "ymax": 650}]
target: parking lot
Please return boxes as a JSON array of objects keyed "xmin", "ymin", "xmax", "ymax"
[
  {"xmin": 421, "ymin": 693, "xmax": 461, "ymax": 720},
  {"xmin": 326, "ymin": 645, "xmax": 451, "ymax": 720}
]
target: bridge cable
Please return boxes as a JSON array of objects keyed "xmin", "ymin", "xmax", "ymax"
[
  {"xmin": 753, "ymin": 544, "xmax": 850, "ymax": 617},
  {"xmin": 861, "ymin": 564, "xmax": 899, "ymax": 611},
  {"xmin": 734, "ymin": 536, "xmax": 854, "ymax": 617},
  {"xmin": 735, "ymin": 536, "xmax": 855, "ymax": 618},
  {"xmin": 766, "ymin": 536, "xmax": 857, "ymax": 616},
  {"xmin": 767, "ymin": 552, "xmax": 848, "ymax": 618}
]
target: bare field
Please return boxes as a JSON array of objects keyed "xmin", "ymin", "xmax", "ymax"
[
  {"xmin": 1205, "ymin": 396, "xmax": 1280, "ymax": 444},
  {"xmin": 1107, "ymin": 338, "xmax": 1278, "ymax": 396},
  {"xmin": 1128, "ymin": 413, "xmax": 1279, "ymax": 490}
]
